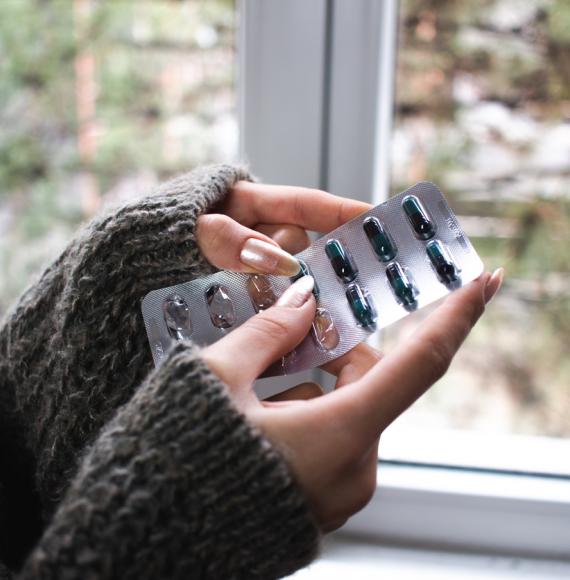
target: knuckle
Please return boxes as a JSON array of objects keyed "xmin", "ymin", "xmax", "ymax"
[
  {"xmin": 292, "ymin": 191, "xmax": 306, "ymax": 225},
  {"xmin": 423, "ymin": 335, "xmax": 453, "ymax": 380},
  {"xmin": 336, "ymin": 197, "xmax": 349, "ymax": 227},
  {"xmin": 279, "ymin": 225, "xmax": 310, "ymax": 253}
]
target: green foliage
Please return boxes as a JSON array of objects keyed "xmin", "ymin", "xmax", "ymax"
[
  {"xmin": 0, "ymin": 135, "xmax": 47, "ymax": 192},
  {"xmin": 548, "ymin": 0, "xmax": 570, "ymax": 44},
  {"xmin": 0, "ymin": 0, "xmax": 237, "ymax": 313},
  {"xmin": 392, "ymin": 0, "xmax": 570, "ymax": 437}
]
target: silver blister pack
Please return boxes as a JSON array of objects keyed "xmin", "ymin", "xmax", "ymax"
[{"xmin": 142, "ymin": 182, "xmax": 484, "ymax": 375}]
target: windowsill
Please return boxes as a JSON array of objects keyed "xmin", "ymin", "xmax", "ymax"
[
  {"xmin": 288, "ymin": 536, "xmax": 570, "ymax": 579},
  {"xmin": 341, "ymin": 463, "xmax": 570, "ymax": 560}
]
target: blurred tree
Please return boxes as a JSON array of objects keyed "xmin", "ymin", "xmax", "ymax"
[{"xmin": 0, "ymin": 0, "xmax": 237, "ymax": 313}]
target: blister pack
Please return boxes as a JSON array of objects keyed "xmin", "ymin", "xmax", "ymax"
[{"xmin": 142, "ymin": 182, "xmax": 484, "ymax": 376}]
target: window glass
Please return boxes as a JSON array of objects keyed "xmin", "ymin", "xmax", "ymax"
[
  {"xmin": 0, "ymin": 0, "xmax": 237, "ymax": 314},
  {"xmin": 384, "ymin": 0, "xmax": 570, "ymax": 465}
]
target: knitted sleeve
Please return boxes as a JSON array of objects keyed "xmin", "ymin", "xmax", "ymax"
[
  {"xmin": 0, "ymin": 164, "xmax": 252, "ymax": 510},
  {"xmin": 0, "ymin": 164, "xmax": 321, "ymax": 578},
  {"xmin": 18, "ymin": 342, "xmax": 319, "ymax": 580}
]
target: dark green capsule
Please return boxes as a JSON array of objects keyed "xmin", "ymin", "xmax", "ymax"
[
  {"xmin": 386, "ymin": 262, "xmax": 418, "ymax": 307},
  {"xmin": 363, "ymin": 216, "xmax": 397, "ymax": 262},
  {"xmin": 345, "ymin": 283, "xmax": 377, "ymax": 329},
  {"xmin": 426, "ymin": 240, "xmax": 459, "ymax": 284},
  {"xmin": 402, "ymin": 195, "xmax": 436, "ymax": 240},
  {"xmin": 290, "ymin": 259, "xmax": 320, "ymax": 299},
  {"xmin": 325, "ymin": 239, "xmax": 358, "ymax": 283}
]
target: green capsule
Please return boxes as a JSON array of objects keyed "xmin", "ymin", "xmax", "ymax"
[
  {"xmin": 363, "ymin": 216, "xmax": 397, "ymax": 262},
  {"xmin": 345, "ymin": 283, "xmax": 377, "ymax": 329},
  {"xmin": 325, "ymin": 239, "xmax": 358, "ymax": 283},
  {"xmin": 386, "ymin": 262, "xmax": 418, "ymax": 307},
  {"xmin": 402, "ymin": 195, "xmax": 436, "ymax": 240},
  {"xmin": 290, "ymin": 259, "xmax": 320, "ymax": 299},
  {"xmin": 426, "ymin": 240, "xmax": 459, "ymax": 284}
]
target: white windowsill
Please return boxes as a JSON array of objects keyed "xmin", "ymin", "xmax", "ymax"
[
  {"xmin": 288, "ymin": 536, "xmax": 570, "ymax": 579},
  {"xmin": 341, "ymin": 463, "xmax": 570, "ymax": 560}
]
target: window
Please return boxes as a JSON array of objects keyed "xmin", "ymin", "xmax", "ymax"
[
  {"xmin": 241, "ymin": 0, "xmax": 570, "ymax": 558},
  {"xmin": 0, "ymin": 0, "xmax": 238, "ymax": 316},
  {"xmin": 382, "ymin": 0, "xmax": 570, "ymax": 476}
]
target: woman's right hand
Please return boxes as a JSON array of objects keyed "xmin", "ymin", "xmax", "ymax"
[{"xmin": 201, "ymin": 269, "xmax": 503, "ymax": 531}]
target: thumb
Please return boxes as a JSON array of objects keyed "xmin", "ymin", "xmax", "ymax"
[
  {"xmin": 201, "ymin": 276, "xmax": 316, "ymax": 388},
  {"xmin": 196, "ymin": 214, "xmax": 301, "ymax": 276}
]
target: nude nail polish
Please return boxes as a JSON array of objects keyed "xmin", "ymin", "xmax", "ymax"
[
  {"xmin": 276, "ymin": 276, "xmax": 315, "ymax": 308},
  {"xmin": 484, "ymin": 267, "xmax": 504, "ymax": 304},
  {"xmin": 240, "ymin": 238, "xmax": 301, "ymax": 276}
]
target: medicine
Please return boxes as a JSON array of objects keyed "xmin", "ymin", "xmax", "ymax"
[
  {"xmin": 345, "ymin": 283, "xmax": 377, "ymax": 329},
  {"xmin": 205, "ymin": 284, "xmax": 236, "ymax": 329},
  {"xmin": 363, "ymin": 216, "xmax": 397, "ymax": 262},
  {"xmin": 143, "ymin": 182, "xmax": 485, "ymax": 377},
  {"xmin": 312, "ymin": 308, "xmax": 340, "ymax": 351},
  {"xmin": 426, "ymin": 240, "xmax": 459, "ymax": 284},
  {"xmin": 246, "ymin": 274, "xmax": 277, "ymax": 312},
  {"xmin": 163, "ymin": 294, "xmax": 192, "ymax": 340},
  {"xmin": 290, "ymin": 259, "xmax": 320, "ymax": 299},
  {"xmin": 386, "ymin": 262, "xmax": 418, "ymax": 307},
  {"xmin": 325, "ymin": 239, "xmax": 358, "ymax": 283},
  {"xmin": 402, "ymin": 195, "xmax": 436, "ymax": 240}
]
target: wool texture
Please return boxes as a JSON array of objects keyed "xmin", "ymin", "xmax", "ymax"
[{"xmin": 0, "ymin": 164, "xmax": 320, "ymax": 579}]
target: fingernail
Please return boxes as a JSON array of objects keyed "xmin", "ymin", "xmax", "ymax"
[
  {"xmin": 277, "ymin": 276, "xmax": 315, "ymax": 308},
  {"xmin": 240, "ymin": 238, "xmax": 301, "ymax": 276},
  {"xmin": 484, "ymin": 267, "xmax": 504, "ymax": 304}
]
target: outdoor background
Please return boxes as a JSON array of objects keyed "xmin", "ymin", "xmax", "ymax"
[
  {"xmin": 0, "ymin": 0, "xmax": 568, "ymax": 441},
  {"xmin": 0, "ymin": 0, "xmax": 237, "ymax": 312},
  {"xmin": 389, "ymin": 0, "xmax": 570, "ymax": 439}
]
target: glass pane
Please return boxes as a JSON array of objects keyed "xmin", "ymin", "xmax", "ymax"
[
  {"xmin": 383, "ymin": 0, "xmax": 570, "ymax": 472},
  {"xmin": 0, "ymin": 0, "xmax": 237, "ymax": 315}
]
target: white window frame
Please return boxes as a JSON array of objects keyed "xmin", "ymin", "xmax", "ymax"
[{"xmin": 238, "ymin": 0, "xmax": 570, "ymax": 560}]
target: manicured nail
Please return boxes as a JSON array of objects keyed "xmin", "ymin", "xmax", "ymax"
[
  {"xmin": 277, "ymin": 276, "xmax": 315, "ymax": 308},
  {"xmin": 240, "ymin": 238, "xmax": 301, "ymax": 276},
  {"xmin": 484, "ymin": 267, "xmax": 504, "ymax": 304}
]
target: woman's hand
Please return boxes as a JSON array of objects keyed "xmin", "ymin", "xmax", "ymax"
[
  {"xmin": 196, "ymin": 181, "xmax": 370, "ymax": 275},
  {"xmin": 201, "ymin": 269, "xmax": 503, "ymax": 531}
]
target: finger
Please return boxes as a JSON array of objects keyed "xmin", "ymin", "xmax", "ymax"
[
  {"xmin": 266, "ymin": 382, "xmax": 325, "ymax": 403},
  {"xmin": 201, "ymin": 276, "xmax": 317, "ymax": 390},
  {"xmin": 196, "ymin": 213, "xmax": 300, "ymax": 276},
  {"xmin": 256, "ymin": 224, "xmax": 311, "ymax": 255},
  {"xmin": 321, "ymin": 343, "xmax": 383, "ymax": 389},
  {"xmin": 320, "ymin": 273, "xmax": 495, "ymax": 441},
  {"xmin": 226, "ymin": 181, "xmax": 371, "ymax": 233}
]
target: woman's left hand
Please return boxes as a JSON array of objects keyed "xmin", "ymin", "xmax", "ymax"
[{"xmin": 196, "ymin": 181, "xmax": 371, "ymax": 275}]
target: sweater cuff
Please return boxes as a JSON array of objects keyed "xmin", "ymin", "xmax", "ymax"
[
  {"xmin": 66, "ymin": 163, "xmax": 254, "ymax": 289},
  {"xmin": 155, "ymin": 342, "xmax": 321, "ymax": 578},
  {"xmin": 146, "ymin": 163, "xmax": 254, "ymax": 277},
  {"xmin": 23, "ymin": 341, "xmax": 320, "ymax": 580}
]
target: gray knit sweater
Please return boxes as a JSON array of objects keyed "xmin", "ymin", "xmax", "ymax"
[{"xmin": 0, "ymin": 165, "xmax": 320, "ymax": 579}]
